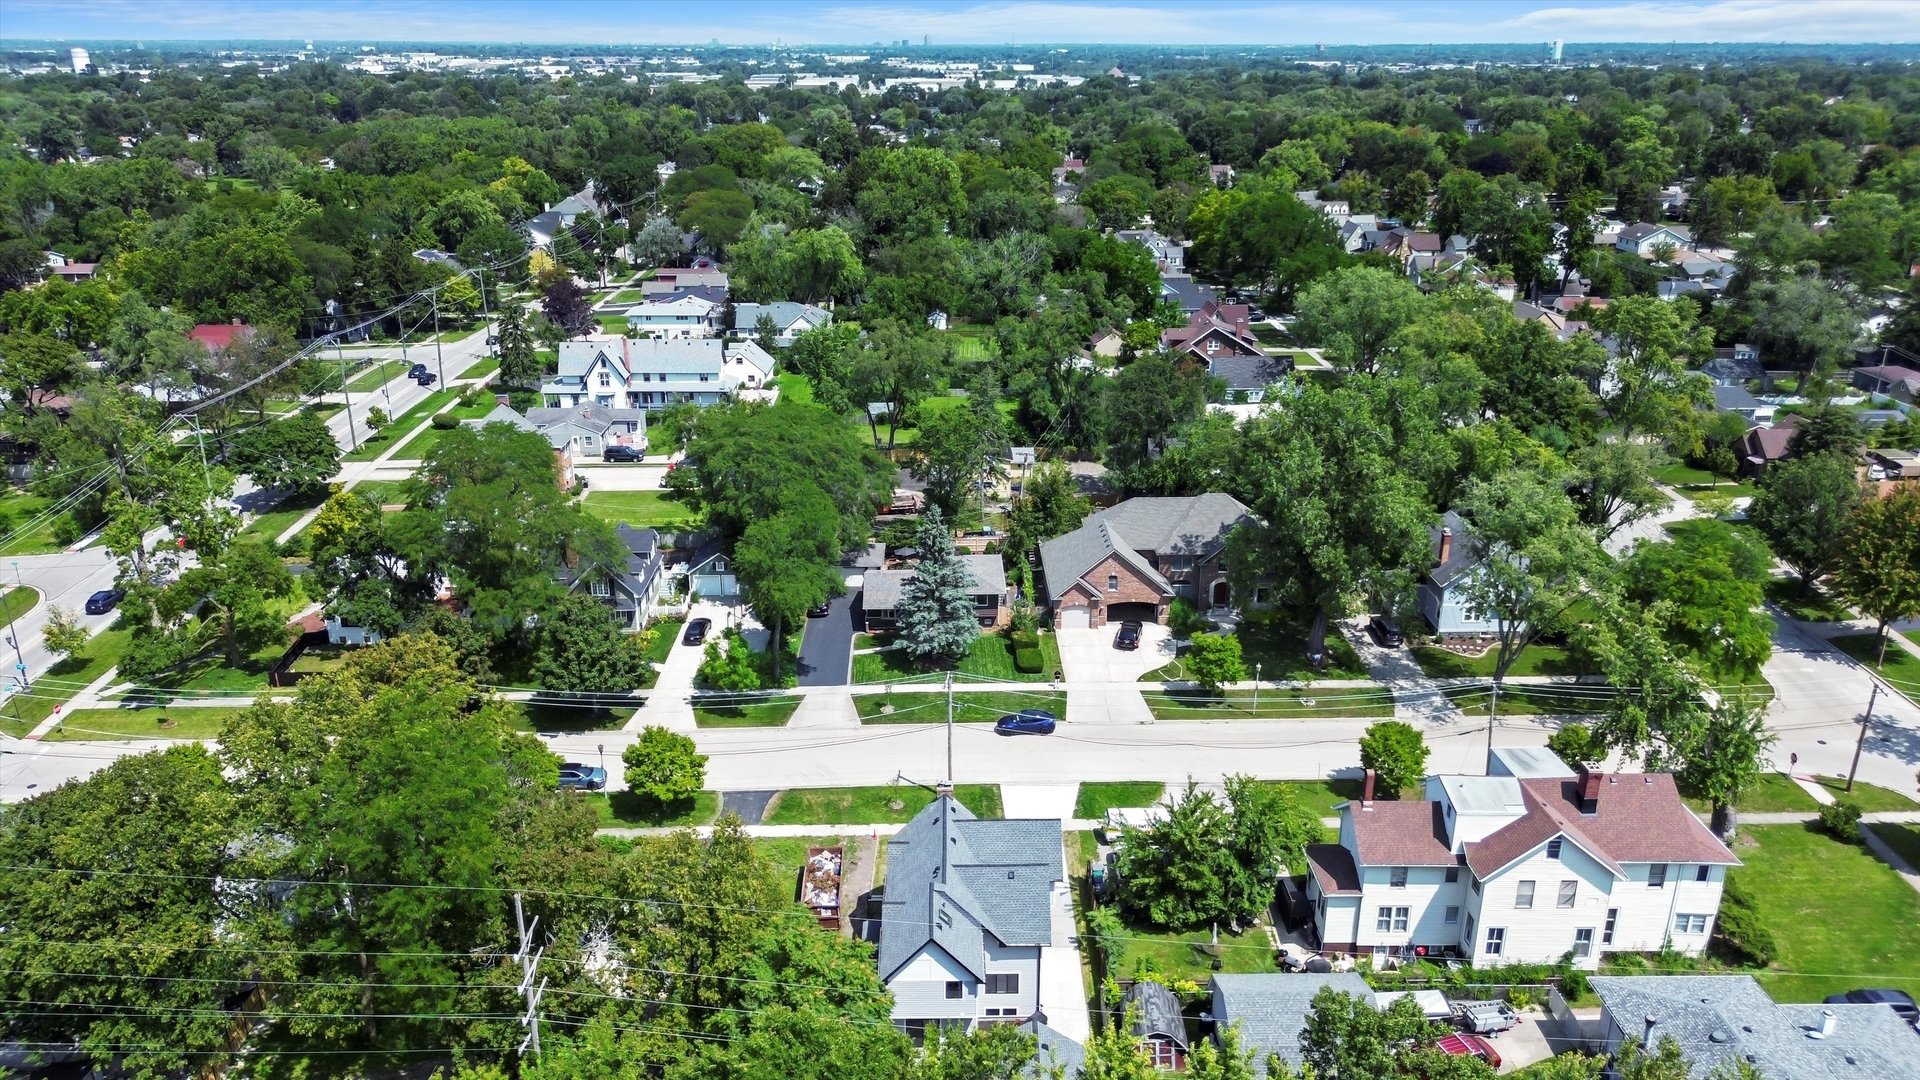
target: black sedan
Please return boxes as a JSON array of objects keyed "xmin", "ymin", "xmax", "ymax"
[
  {"xmin": 683, "ymin": 618, "xmax": 712, "ymax": 646},
  {"xmin": 415, "ymin": 372, "xmax": 437, "ymax": 387},
  {"xmin": 84, "ymin": 589, "xmax": 125, "ymax": 615},
  {"xmin": 995, "ymin": 709, "xmax": 1057, "ymax": 736},
  {"xmin": 1114, "ymin": 621, "xmax": 1142, "ymax": 650}
]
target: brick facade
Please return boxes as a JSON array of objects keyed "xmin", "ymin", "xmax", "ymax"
[{"xmin": 1054, "ymin": 552, "xmax": 1169, "ymax": 628}]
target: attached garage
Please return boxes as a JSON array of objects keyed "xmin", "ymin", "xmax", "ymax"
[
  {"xmin": 1106, "ymin": 601, "xmax": 1158, "ymax": 624},
  {"xmin": 1057, "ymin": 606, "xmax": 1090, "ymax": 630}
]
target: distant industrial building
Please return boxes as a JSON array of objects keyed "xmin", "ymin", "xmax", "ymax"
[
  {"xmin": 69, "ymin": 47, "xmax": 89, "ymax": 75},
  {"xmin": 1550, "ymin": 40, "xmax": 1564, "ymax": 63}
]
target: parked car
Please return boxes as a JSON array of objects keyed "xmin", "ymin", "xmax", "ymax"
[
  {"xmin": 84, "ymin": 589, "xmax": 125, "ymax": 615},
  {"xmin": 1114, "ymin": 621, "xmax": 1142, "ymax": 650},
  {"xmin": 415, "ymin": 372, "xmax": 437, "ymax": 387},
  {"xmin": 602, "ymin": 445, "xmax": 645, "ymax": 462},
  {"xmin": 1435, "ymin": 1033, "xmax": 1501, "ymax": 1069},
  {"xmin": 407, "ymin": 363, "xmax": 429, "ymax": 379},
  {"xmin": 1824, "ymin": 988, "xmax": 1918, "ymax": 1023},
  {"xmin": 995, "ymin": 709, "xmax": 1057, "ymax": 736},
  {"xmin": 1368, "ymin": 614, "xmax": 1404, "ymax": 648},
  {"xmin": 557, "ymin": 763, "xmax": 607, "ymax": 791},
  {"xmin": 683, "ymin": 618, "xmax": 712, "ymax": 646},
  {"xmin": 807, "ymin": 601, "xmax": 832, "ymax": 618}
]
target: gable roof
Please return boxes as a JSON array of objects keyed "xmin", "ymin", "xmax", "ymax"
[
  {"xmin": 1211, "ymin": 973, "xmax": 1374, "ymax": 1077},
  {"xmin": 1711, "ymin": 384, "xmax": 1764, "ymax": 412},
  {"xmin": 187, "ymin": 322, "xmax": 254, "ymax": 352},
  {"xmin": 1089, "ymin": 494, "xmax": 1253, "ymax": 558},
  {"xmin": 1305, "ymin": 843, "xmax": 1361, "ymax": 896},
  {"xmin": 1591, "ymin": 975, "xmax": 1918, "ymax": 1079},
  {"xmin": 862, "ymin": 555, "xmax": 1006, "ymax": 611},
  {"xmin": 526, "ymin": 401, "xmax": 647, "ymax": 435},
  {"xmin": 733, "ymin": 301, "xmax": 832, "ymax": 331},
  {"xmin": 1517, "ymin": 773, "xmax": 1738, "ymax": 867},
  {"xmin": 876, "ymin": 795, "xmax": 1063, "ymax": 982},
  {"xmin": 1424, "ymin": 510, "xmax": 1478, "ymax": 589},
  {"xmin": 1209, "ymin": 354, "xmax": 1293, "ymax": 391},
  {"xmin": 1346, "ymin": 801, "xmax": 1458, "ymax": 866},
  {"xmin": 466, "ymin": 403, "xmax": 540, "ymax": 435},
  {"xmin": 1039, "ymin": 519, "xmax": 1172, "ymax": 604},
  {"xmin": 561, "ymin": 524, "xmax": 663, "ymax": 599},
  {"xmin": 1018, "ymin": 1018, "xmax": 1085, "ymax": 1079}
]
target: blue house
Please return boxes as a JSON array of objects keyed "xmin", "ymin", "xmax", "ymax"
[{"xmin": 1416, "ymin": 511, "xmax": 1500, "ymax": 639}]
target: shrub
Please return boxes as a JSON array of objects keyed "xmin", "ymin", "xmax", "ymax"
[
  {"xmin": 1009, "ymin": 629, "xmax": 1039, "ymax": 651},
  {"xmin": 430, "ymin": 413, "xmax": 459, "ymax": 430},
  {"xmin": 1013, "ymin": 646, "xmax": 1044, "ymax": 673},
  {"xmin": 1819, "ymin": 799, "xmax": 1863, "ymax": 839},
  {"xmin": 49, "ymin": 513, "xmax": 82, "ymax": 547},
  {"xmin": 1713, "ymin": 878, "xmax": 1777, "ymax": 967},
  {"xmin": 1167, "ymin": 598, "xmax": 1211, "ymax": 638}
]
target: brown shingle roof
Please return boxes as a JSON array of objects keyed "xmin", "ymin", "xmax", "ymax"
[
  {"xmin": 1348, "ymin": 801, "xmax": 1457, "ymax": 866},
  {"xmin": 1465, "ymin": 799, "xmax": 1620, "ymax": 878},
  {"xmin": 1520, "ymin": 773, "xmax": 1738, "ymax": 868},
  {"xmin": 1306, "ymin": 844, "xmax": 1360, "ymax": 895}
]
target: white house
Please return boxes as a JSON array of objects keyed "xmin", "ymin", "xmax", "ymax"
[
  {"xmin": 1416, "ymin": 510, "xmax": 1499, "ymax": 638},
  {"xmin": 877, "ymin": 793, "xmax": 1065, "ymax": 1037},
  {"xmin": 1304, "ymin": 758, "xmax": 1739, "ymax": 970},
  {"xmin": 540, "ymin": 337, "xmax": 776, "ymax": 410},
  {"xmin": 1615, "ymin": 222, "xmax": 1692, "ymax": 257},
  {"xmin": 624, "ymin": 295, "xmax": 721, "ymax": 338},
  {"xmin": 732, "ymin": 301, "xmax": 833, "ymax": 346}
]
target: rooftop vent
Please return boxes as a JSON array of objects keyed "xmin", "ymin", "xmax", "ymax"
[
  {"xmin": 1709, "ymin": 1030, "xmax": 1731, "ymax": 1044},
  {"xmin": 1807, "ymin": 1009, "xmax": 1837, "ymax": 1040}
]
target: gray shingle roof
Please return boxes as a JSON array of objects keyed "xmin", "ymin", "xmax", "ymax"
[
  {"xmin": 1092, "ymin": 494, "xmax": 1253, "ymax": 557},
  {"xmin": 1210, "ymin": 354, "xmax": 1293, "ymax": 391},
  {"xmin": 1212, "ymin": 973, "xmax": 1374, "ymax": 1077},
  {"xmin": 732, "ymin": 301, "xmax": 832, "ymax": 332},
  {"xmin": 1712, "ymin": 384, "xmax": 1764, "ymax": 412},
  {"xmin": 1039, "ymin": 519, "xmax": 1171, "ymax": 607},
  {"xmin": 1591, "ymin": 975, "xmax": 1919, "ymax": 1079},
  {"xmin": 1125, "ymin": 981, "xmax": 1188, "ymax": 1046},
  {"xmin": 1018, "ymin": 1018, "xmax": 1085, "ymax": 1078},
  {"xmin": 1425, "ymin": 509, "xmax": 1477, "ymax": 589},
  {"xmin": 862, "ymin": 555, "xmax": 1006, "ymax": 611},
  {"xmin": 877, "ymin": 796, "xmax": 1063, "ymax": 982}
]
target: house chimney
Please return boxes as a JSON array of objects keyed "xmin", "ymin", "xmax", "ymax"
[
  {"xmin": 1438, "ymin": 527, "xmax": 1453, "ymax": 566},
  {"xmin": 1362, "ymin": 769, "xmax": 1376, "ymax": 809},
  {"xmin": 1578, "ymin": 765, "xmax": 1602, "ymax": 812},
  {"xmin": 1811, "ymin": 1009, "xmax": 1837, "ymax": 1039}
]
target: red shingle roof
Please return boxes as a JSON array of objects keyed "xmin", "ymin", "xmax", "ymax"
[
  {"xmin": 1306, "ymin": 844, "xmax": 1361, "ymax": 895},
  {"xmin": 1348, "ymin": 801, "xmax": 1457, "ymax": 866},
  {"xmin": 1518, "ymin": 773, "xmax": 1738, "ymax": 868},
  {"xmin": 188, "ymin": 322, "xmax": 255, "ymax": 352}
]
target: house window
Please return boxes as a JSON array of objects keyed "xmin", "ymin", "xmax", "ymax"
[
  {"xmin": 1674, "ymin": 913, "xmax": 1709, "ymax": 935},
  {"xmin": 1392, "ymin": 907, "xmax": 1409, "ymax": 932},
  {"xmin": 1390, "ymin": 867, "xmax": 1407, "ymax": 888},
  {"xmin": 1106, "ymin": 573, "xmax": 1119, "ymax": 593},
  {"xmin": 985, "ymin": 974, "xmax": 1019, "ymax": 994},
  {"xmin": 1573, "ymin": 928, "xmax": 1594, "ymax": 959},
  {"xmin": 1648, "ymin": 864, "xmax": 1667, "ymax": 889},
  {"xmin": 1695, "ymin": 865, "xmax": 1710, "ymax": 882},
  {"xmin": 1464, "ymin": 913, "xmax": 1476, "ymax": 950},
  {"xmin": 1515, "ymin": 881, "xmax": 1535, "ymax": 909},
  {"xmin": 1470, "ymin": 876, "xmax": 1482, "ymax": 896},
  {"xmin": 589, "ymin": 579, "xmax": 611, "ymax": 597},
  {"xmin": 712, "ymin": 558, "xmax": 727, "ymax": 573},
  {"xmin": 1558, "ymin": 880, "xmax": 1578, "ymax": 908},
  {"xmin": 598, "ymin": 373, "xmax": 611, "ymax": 387},
  {"xmin": 1546, "ymin": 838, "xmax": 1563, "ymax": 860},
  {"xmin": 642, "ymin": 372, "xmax": 652, "ymax": 382},
  {"xmin": 1444, "ymin": 906, "xmax": 1460, "ymax": 925},
  {"xmin": 1445, "ymin": 867, "xmax": 1459, "ymax": 883},
  {"xmin": 699, "ymin": 374, "xmax": 710, "ymax": 382},
  {"xmin": 1377, "ymin": 906, "xmax": 1394, "ymax": 932},
  {"xmin": 944, "ymin": 981, "xmax": 964, "ymax": 999},
  {"xmin": 1602, "ymin": 908, "xmax": 1618, "ymax": 944},
  {"xmin": 1484, "ymin": 927, "xmax": 1505, "ymax": 957}
]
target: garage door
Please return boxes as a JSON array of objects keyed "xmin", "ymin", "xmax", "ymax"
[
  {"xmin": 1057, "ymin": 606, "xmax": 1090, "ymax": 629},
  {"xmin": 1107, "ymin": 602, "xmax": 1158, "ymax": 624}
]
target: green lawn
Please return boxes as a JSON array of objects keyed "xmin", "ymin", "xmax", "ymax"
[
  {"xmin": 44, "ymin": 706, "xmax": 240, "ymax": 742},
  {"xmin": 1830, "ymin": 633, "xmax": 1920, "ymax": 692},
  {"xmin": 0, "ymin": 584, "xmax": 41, "ymax": 623},
  {"xmin": 1443, "ymin": 683, "xmax": 1616, "ymax": 715},
  {"xmin": 1256, "ymin": 777, "xmax": 1421, "ymax": 817},
  {"xmin": 1675, "ymin": 481, "xmax": 1760, "ymax": 502},
  {"xmin": 287, "ymin": 643, "xmax": 355, "ymax": 677},
  {"xmin": 1143, "ymin": 688, "xmax": 1395, "ymax": 719},
  {"xmin": 1812, "ymin": 774, "xmax": 1920, "ymax": 812},
  {"xmin": 391, "ymin": 399, "xmax": 503, "ymax": 458},
  {"xmin": 345, "ymin": 359, "xmax": 407, "ymax": 394},
  {"xmin": 1764, "ymin": 577, "xmax": 1852, "ymax": 622},
  {"xmin": 341, "ymin": 390, "xmax": 457, "ymax": 461},
  {"xmin": 0, "ymin": 490, "xmax": 68, "ymax": 556},
  {"xmin": 754, "ymin": 834, "xmax": 867, "ymax": 891},
  {"xmin": 500, "ymin": 699, "xmax": 631, "ymax": 733},
  {"xmin": 772, "ymin": 373, "xmax": 815, "ymax": 405},
  {"xmin": 596, "ymin": 313, "xmax": 631, "ymax": 333},
  {"xmin": 239, "ymin": 487, "xmax": 330, "ymax": 544},
  {"xmin": 1869, "ymin": 823, "xmax": 1920, "ymax": 872},
  {"xmin": 852, "ymin": 631, "xmax": 1062, "ymax": 684},
  {"xmin": 457, "ymin": 356, "xmax": 500, "ymax": 380},
  {"xmin": 350, "ymin": 480, "xmax": 409, "ymax": 508},
  {"xmin": 942, "ymin": 325, "xmax": 995, "ymax": 362},
  {"xmin": 693, "ymin": 698, "xmax": 801, "ymax": 727},
  {"xmin": 1074, "ymin": 781, "xmax": 1167, "ymax": 818},
  {"xmin": 582, "ymin": 490, "xmax": 704, "ymax": 530},
  {"xmin": 1411, "ymin": 643, "xmax": 1598, "ymax": 678},
  {"xmin": 161, "ymin": 605, "xmax": 309, "ymax": 695},
  {"xmin": 1728, "ymin": 824, "xmax": 1920, "ymax": 1002},
  {"xmin": 1143, "ymin": 615, "xmax": 1369, "ymax": 683},
  {"xmin": 1, "ymin": 626, "xmax": 131, "ymax": 736},
  {"xmin": 853, "ymin": 690, "xmax": 1067, "ymax": 724},
  {"xmin": 585, "ymin": 790, "xmax": 719, "ymax": 828},
  {"xmin": 642, "ymin": 617, "xmax": 684, "ymax": 665},
  {"xmin": 763, "ymin": 784, "xmax": 1003, "ymax": 825},
  {"xmin": 1121, "ymin": 920, "xmax": 1279, "ymax": 984},
  {"xmin": 1683, "ymin": 773, "xmax": 1818, "ymax": 815}
]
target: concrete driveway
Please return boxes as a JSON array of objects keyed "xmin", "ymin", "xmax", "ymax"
[{"xmin": 1055, "ymin": 623, "xmax": 1176, "ymax": 684}]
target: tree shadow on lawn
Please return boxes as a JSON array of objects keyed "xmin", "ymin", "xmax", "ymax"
[{"xmin": 517, "ymin": 694, "xmax": 630, "ymax": 733}]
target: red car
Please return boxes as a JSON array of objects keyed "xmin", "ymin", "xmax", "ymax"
[{"xmin": 1435, "ymin": 1033, "xmax": 1501, "ymax": 1069}]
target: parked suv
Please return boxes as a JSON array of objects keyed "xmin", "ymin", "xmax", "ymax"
[
  {"xmin": 1114, "ymin": 621, "xmax": 1142, "ymax": 651},
  {"xmin": 1368, "ymin": 614, "xmax": 1404, "ymax": 648},
  {"xmin": 603, "ymin": 445, "xmax": 644, "ymax": 462},
  {"xmin": 84, "ymin": 589, "xmax": 126, "ymax": 615},
  {"xmin": 407, "ymin": 363, "xmax": 429, "ymax": 380}
]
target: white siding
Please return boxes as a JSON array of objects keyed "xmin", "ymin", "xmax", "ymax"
[
  {"xmin": 980, "ymin": 939, "xmax": 1042, "ymax": 1019},
  {"xmin": 888, "ymin": 944, "xmax": 979, "ymax": 1023},
  {"xmin": 1467, "ymin": 840, "xmax": 1616, "ymax": 968},
  {"xmin": 1604, "ymin": 862, "xmax": 1725, "ymax": 957},
  {"xmin": 1352, "ymin": 865, "xmax": 1463, "ymax": 954}
]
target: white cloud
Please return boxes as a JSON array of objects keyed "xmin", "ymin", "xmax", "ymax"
[{"xmin": 1489, "ymin": 0, "xmax": 1920, "ymax": 43}]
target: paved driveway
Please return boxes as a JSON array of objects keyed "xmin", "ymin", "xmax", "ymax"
[
  {"xmin": 797, "ymin": 591, "xmax": 858, "ymax": 686},
  {"xmin": 1055, "ymin": 624, "xmax": 1176, "ymax": 684}
]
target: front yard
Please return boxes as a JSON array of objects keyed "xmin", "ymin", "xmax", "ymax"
[
  {"xmin": 341, "ymin": 389, "xmax": 456, "ymax": 461},
  {"xmin": 762, "ymin": 783, "xmax": 1003, "ymax": 826},
  {"xmin": 1411, "ymin": 643, "xmax": 1599, "ymax": 678},
  {"xmin": 1726, "ymin": 824, "xmax": 1920, "ymax": 1003},
  {"xmin": 1142, "ymin": 687, "xmax": 1395, "ymax": 719},
  {"xmin": 0, "ymin": 490, "xmax": 70, "ymax": 556},
  {"xmin": 1763, "ymin": 577, "xmax": 1852, "ymax": 622},
  {"xmin": 585, "ymin": 790, "xmax": 719, "ymax": 828},
  {"xmin": 1441, "ymin": 683, "xmax": 1616, "ymax": 716},
  {"xmin": 2, "ymin": 626, "xmax": 131, "ymax": 736},
  {"xmin": 1830, "ymin": 633, "xmax": 1920, "ymax": 689},
  {"xmin": 852, "ymin": 631, "xmax": 1062, "ymax": 684},
  {"xmin": 693, "ymin": 698, "xmax": 801, "ymax": 727},
  {"xmin": 1073, "ymin": 781, "xmax": 1167, "ymax": 818},
  {"xmin": 853, "ymin": 689, "xmax": 1068, "ymax": 724},
  {"xmin": 582, "ymin": 489, "xmax": 704, "ymax": 530},
  {"xmin": 45, "ymin": 706, "xmax": 239, "ymax": 741},
  {"xmin": 1143, "ymin": 615, "xmax": 1370, "ymax": 683}
]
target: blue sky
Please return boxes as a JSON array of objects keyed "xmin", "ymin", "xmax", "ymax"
[{"xmin": 1, "ymin": 0, "xmax": 1913, "ymax": 45}]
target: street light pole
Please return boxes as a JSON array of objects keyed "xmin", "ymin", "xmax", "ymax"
[
  {"xmin": 1253, "ymin": 662, "xmax": 1261, "ymax": 716},
  {"xmin": 338, "ymin": 343, "xmax": 358, "ymax": 450},
  {"xmin": 5, "ymin": 560, "xmax": 28, "ymax": 697}
]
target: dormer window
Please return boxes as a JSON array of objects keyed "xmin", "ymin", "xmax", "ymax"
[{"xmin": 1546, "ymin": 838, "xmax": 1563, "ymax": 860}]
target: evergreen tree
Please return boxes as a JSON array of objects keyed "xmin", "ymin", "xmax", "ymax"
[
  {"xmin": 495, "ymin": 302, "xmax": 541, "ymax": 389},
  {"xmin": 896, "ymin": 506, "xmax": 981, "ymax": 664}
]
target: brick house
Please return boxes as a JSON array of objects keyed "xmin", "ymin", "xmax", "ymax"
[{"xmin": 1037, "ymin": 494, "xmax": 1256, "ymax": 629}]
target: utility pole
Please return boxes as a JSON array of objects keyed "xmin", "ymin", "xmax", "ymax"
[
  {"xmin": 431, "ymin": 294, "xmax": 446, "ymax": 385},
  {"xmin": 513, "ymin": 892, "xmax": 546, "ymax": 1056},
  {"xmin": 1485, "ymin": 679, "xmax": 1501, "ymax": 771},
  {"xmin": 336, "ymin": 338, "xmax": 358, "ymax": 450},
  {"xmin": 1847, "ymin": 684, "xmax": 1879, "ymax": 793},
  {"xmin": 944, "ymin": 672, "xmax": 954, "ymax": 789},
  {"xmin": 4, "ymin": 560, "xmax": 27, "ymax": 711},
  {"xmin": 187, "ymin": 413, "xmax": 214, "ymax": 521}
]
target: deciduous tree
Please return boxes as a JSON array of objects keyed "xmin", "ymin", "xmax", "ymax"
[
  {"xmin": 1831, "ymin": 487, "xmax": 1920, "ymax": 667},
  {"xmin": 531, "ymin": 592, "xmax": 651, "ymax": 695},
  {"xmin": 1293, "ymin": 266, "xmax": 1427, "ymax": 375},
  {"xmin": 1185, "ymin": 631, "xmax": 1247, "ymax": 696},
  {"xmin": 1453, "ymin": 470, "xmax": 1608, "ymax": 685},
  {"xmin": 227, "ymin": 411, "xmax": 341, "ymax": 494},
  {"xmin": 1358, "ymin": 721, "xmax": 1428, "ymax": 795},
  {"xmin": 622, "ymin": 724, "xmax": 707, "ymax": 805}
]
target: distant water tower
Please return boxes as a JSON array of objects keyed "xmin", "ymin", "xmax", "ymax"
[
  {"xmin": 1550, "ymin": 40, "xmax": 1564, "ymax": 63},
  {"xmin": 69, "ymin": 47, "xmax": 90, "ymax": 74}
]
